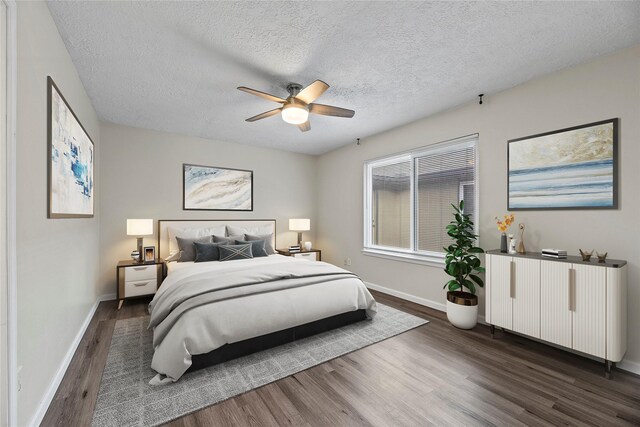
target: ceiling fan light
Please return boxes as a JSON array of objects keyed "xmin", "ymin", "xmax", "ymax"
[{"xmin": 281, "ymin": 104, "xmax": 309, "ymax": 125}]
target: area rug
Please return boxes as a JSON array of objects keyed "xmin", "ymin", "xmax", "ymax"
[{"xmin": 92, "ymin": 303, "xmax": 428, "ymax": 426}]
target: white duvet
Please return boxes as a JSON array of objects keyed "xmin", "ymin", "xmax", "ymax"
[{"xmin": 148, "ymin": 255, "xmax": 377, "ymax": 384}]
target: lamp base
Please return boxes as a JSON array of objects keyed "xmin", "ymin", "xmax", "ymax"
[
  {"xmin": 137, "ymin": 237, "xmax": 143, "ymax": 263},
  {"xmin": 297, "ymin": 232, "xmax": 302, "ymax": 248}
]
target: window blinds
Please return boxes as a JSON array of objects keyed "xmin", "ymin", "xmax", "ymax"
[{"xmin": 415, "ymin": 141, "xmax": 476, "ymax": 253}]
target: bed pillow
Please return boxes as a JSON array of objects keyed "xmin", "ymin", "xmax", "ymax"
[
  {"xmin": 176, "ymin": 235, "xmax": 213, "ymax": 262},
  {"xmin": 193, "ymin": 242, "xmax": 228, "ymax": 263},
  {"xmin": 167, "ymin": 225, "xmax": 226, "ymax": 255},
  {"xmin": 235, "ymin": 239, "xmax": 267, "ymax": 258},
  {"xmin": 245, "ymin": 233, "xmax": 275, "ymax": 255},
  {"xmin": 219, "ymin": 244, "xmax": 253, "ymax": 261},
  {"xmin": 212, "ymin": 234, "xmax": 244, "ymax": 244}
]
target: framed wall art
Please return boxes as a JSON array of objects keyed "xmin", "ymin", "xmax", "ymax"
[
  {"xmin": 183, "ymin": 164, "xmax": 253, "ymax": 211},
  {"xmin": 508, "ymin": 118, "xmax": 618, "ymax": 210},
  {"xmin": 48, "ymin": 76, "xmax": 95, "ymax": 218}
]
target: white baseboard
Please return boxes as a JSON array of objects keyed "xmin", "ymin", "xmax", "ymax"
[
  {"xmin": 364, "ymin": 281, "xmax": 446, "ymax": 312},
  {"xmin": 28, "ymin": 296, "xmax": 102, "ymax": 427},
  {"xmin": 618, "ymin": 359, "xmax": 640, "ymax": 376},
  {"xmin": 365, "ymin": 281, "xmax": 639, "ymax": 376},
  {"xmin": 99, "ymin": 293, "xmax": 117, "ymax": 301}
]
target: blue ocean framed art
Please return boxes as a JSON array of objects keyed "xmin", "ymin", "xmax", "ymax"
[
  {"xmin": 183, "ymin": 164, "xmax": 253, "ymax": 211},
  {"xmin": 508, "ymin": 118, "xmax": 618, "ymax": 210},
  {"xmin": 48, "ymin": 76, "xmax": 95, "ymax": 218}
]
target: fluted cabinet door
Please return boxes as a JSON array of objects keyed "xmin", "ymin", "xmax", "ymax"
[
  {"xmin": 489, "ymin": 255, "xmax": 513, "ymax": 330},
  {"xmin": 572, "ymin": 264, "xmax": 606, "ymax": 358},
  {"xmin": 512, "ymin": 258, "xmax": 540, "ymax": 338},
  {"xmin": 540, "ymin": 261, "xmax": 572, "ymax": 348}
]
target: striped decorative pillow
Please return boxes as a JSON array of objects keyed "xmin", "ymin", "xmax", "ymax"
[{"xmin": 219, "ymin": 244, "xmax": 253, "ymax": 261}]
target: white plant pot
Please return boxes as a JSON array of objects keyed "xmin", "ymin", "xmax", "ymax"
[{"xmin": 446, "ymin": 291, "xmax": 478, "ymax": 329}]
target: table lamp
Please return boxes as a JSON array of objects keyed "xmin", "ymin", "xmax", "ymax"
[
  {"xmin": 127, "ymin": 219, "xmax": 153, "ymax": 262},
  {"xmin": 289, "ymin": 218, "xmax": 310, "ymax": 247}
]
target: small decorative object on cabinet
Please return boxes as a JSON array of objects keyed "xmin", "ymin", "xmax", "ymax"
[
  {"xmin": 579, "ymin": 249, "xmax": 593, "ymax": 261},
  {"xmin": 116, "ymin": 258, "xmax": 164, "ymax": 309},
  {"xmin": 304, "ymin": 241, "xmax": 312, "ymax": 251},
  {"xmin": 277, "ymin": 248, "xmax": 321, "ymax": 261},
  {"xmin": 144, "ymin": 246, "xmax": 156, "ymax": 262},
  {"xmin": 597, "ymin": 251, "xmax": 608, "ymax": 263},
  {"xmin": 495, "ymin": 214, "xmax": 515, "ymax": 253},
  {"xmin": 517, "ymin": 223, "xmax": 526, "ymax": 254},
  {"xmin": 508, "ymin": 235, "xmax": 516, "ymax": 254},
  {"xmin": 130, "ymin": 250, "xmax": 140, "ymax": 262},
  {"xmin": 485, "ymin": 250, "xmax": 627, "ymax": 378},
  {"xmin": 444, "ymin": 200, "xmax": 484, "ymax": 329}
]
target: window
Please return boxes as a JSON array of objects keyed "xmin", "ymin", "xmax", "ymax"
[{"xmin": 364, "ymin": 135, "xmax": 478, "ymax": 265}]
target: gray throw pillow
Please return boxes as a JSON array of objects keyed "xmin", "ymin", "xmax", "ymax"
[
  {"xmin": 212, "ymin": 234, "xmax": 245, "ymax": 244},
  {"xmin": 245, "ymin": 233, "xmax": 275, "ymax": 254},
  {"xmin": 235, "ymin": 239, "xmax": 267, "ymax": 258},
  {"xmin": 219, "ymin": 244, "xmax": 253, "ymax": 261},
  {"xmin": 176, "ymin": 235, "xmax": 213, "ymax": 262},
  {"xmin": 193, "ymin": 242, "xmax": 228, "ymax": 262}
]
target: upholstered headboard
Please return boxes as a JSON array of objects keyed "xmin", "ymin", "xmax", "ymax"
[{"xmin": 158, "ymin": 219, "xmax": 276, "ymax": 260}]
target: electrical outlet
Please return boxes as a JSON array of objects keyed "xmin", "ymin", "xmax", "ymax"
[
  {"xmin": 346, "ymin": 257, "xmax": 352, "ymax": 266},
  {"xmin": 17, "ymin": 365, "xmax": 22, "ymax": 392}
]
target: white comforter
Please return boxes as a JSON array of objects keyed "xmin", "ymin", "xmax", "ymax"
[{"xmin": 148, "ymin": 255, "xmax": 377, "ymax": 384}]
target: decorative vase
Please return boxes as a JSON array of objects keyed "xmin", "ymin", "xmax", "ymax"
[
  {"xmin": 446, "ymin": 291, "xmax": 478, "ymax": 329},
  {"xmin": 304, "ymin": 241, "xmax": 312, "ymax": 251},
  {"xmin": 500, "ymin": 233, "xmax": 508, "ymax": 253}
]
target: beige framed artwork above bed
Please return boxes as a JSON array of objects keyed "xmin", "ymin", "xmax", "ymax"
[{"xmin": 157, "ymin": 219, "xmax": 277, "ymax": 260}]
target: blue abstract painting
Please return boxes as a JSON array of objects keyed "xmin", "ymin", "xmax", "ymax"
[
  {"xmin": 508, "ymin": 120, "xmax": 616, "ymax": 210},
  {"xmin": 49, "ymin": 78, "xmax": 94, "ymax": 217},
  {"xmin": 183, "ymin": 164, "xmax": 252, "ymax": 210}
]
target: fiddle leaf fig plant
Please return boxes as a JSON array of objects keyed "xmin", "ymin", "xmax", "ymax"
[{"xmin": 443, "ymin": 200, "xmax": 485, "ymax": 294}]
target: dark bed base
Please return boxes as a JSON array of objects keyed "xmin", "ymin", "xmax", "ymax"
[{"xmin": 187, "ymin": 309, "xmax": 368, "ymax": 373}]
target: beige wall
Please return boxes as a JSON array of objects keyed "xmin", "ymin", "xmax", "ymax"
[
  {"xmin": 16, "ymin": 2, "xmax": 101, "ymax": 425},
  {"xmin": 98, "ymin": 123, "xmax": 317, "ymax": 296},
  {"xmin": 317, "ymin": 46, "xmax": 640, "ymax": 370}
]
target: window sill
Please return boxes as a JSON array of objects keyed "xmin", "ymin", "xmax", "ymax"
[{"xmin": 362, "ymin": 248, "xmax": 445, "ymax": 268}]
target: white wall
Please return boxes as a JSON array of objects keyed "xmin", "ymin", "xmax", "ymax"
[
  {"xmin": 98, "ymin": 123, "xmax": 317, "ymax": 296},
  {"xmin": 317, "ymin": 46, "xmax": 640, "ymax": 370},
  {"xmin": 16, "ymin": 2, "xmax": 101, "ymax": 425}
]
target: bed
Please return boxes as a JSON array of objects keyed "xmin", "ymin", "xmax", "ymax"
[{"xmin": 148, "ymin": 219, "xmax": 377, "ymax": 384}]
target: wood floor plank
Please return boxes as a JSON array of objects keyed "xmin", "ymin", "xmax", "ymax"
[{"xmin": 42, "ymin": 291, "xmax": 640, "ymax": 426}]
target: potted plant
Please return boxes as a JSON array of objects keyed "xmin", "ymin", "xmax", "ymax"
[{"xmin": 443, "ymin": 200, "xmax": 485, "ymax": 329}]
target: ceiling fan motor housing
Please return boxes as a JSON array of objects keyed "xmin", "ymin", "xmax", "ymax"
[{"xmin": 286, "ymin": 83, "xmax": 303, "ymax": 97}]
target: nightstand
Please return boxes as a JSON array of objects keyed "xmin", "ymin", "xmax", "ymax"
[
  {"xmin": 116, "ymin": 259, "xmax": 164, "ymax": 309},
  {"xmin": 276, "ymin": 249, "xmax": 322, "ymax": 261}
]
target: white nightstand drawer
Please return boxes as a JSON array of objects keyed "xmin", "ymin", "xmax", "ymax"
[
  {"xmin": 124, "ymin": 264, "xmax": 157, "ymax": 282},
  {"xmin": 125, "ymin": 279, "xmax": 157, "ymax": 298},
  {"xmin": 293, "ymin": 252, "xmax": 317, "ymax": 261}
]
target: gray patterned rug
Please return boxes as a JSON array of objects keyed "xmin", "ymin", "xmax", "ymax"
[{"xmin": 92, "ymin": 304, "xmax": 428, "ymax": 426}]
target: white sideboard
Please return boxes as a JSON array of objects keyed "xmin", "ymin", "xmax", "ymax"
[{"xmin": 485, "ymin": 250, "xmax": 627, "ymax": 377}]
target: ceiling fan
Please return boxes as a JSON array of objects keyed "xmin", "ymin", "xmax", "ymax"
[{"xmin": 237, "ymin": 80, "xmax": 355, "ymax": 132}]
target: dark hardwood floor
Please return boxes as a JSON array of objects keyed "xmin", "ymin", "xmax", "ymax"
[{"xmin": 42, "ymin": 290, "xmax": 640, "ymax": 426}]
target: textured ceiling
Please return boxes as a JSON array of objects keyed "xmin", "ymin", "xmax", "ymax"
[{"xmin": 47, "ymin": 1, "xmax": 640, "ymax": 155}]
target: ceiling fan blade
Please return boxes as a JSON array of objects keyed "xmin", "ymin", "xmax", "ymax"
[
  {"xmin": 309, "ymin": 103, "xmax": 355, "ymax": 118},
  {"xmin": 238, "ymin": 86, "xmax": 287, "ymax": 104},
  {"xmin": 298, "ymin": 121, "xmax": 311, "ymax": 132},
  {"xmin": 246, "ymin": 108, "xmax": 282, "ymax": 122},
  {"xmin": 295, "ymin": 80, "xmax": 329, "ymax": 104}
]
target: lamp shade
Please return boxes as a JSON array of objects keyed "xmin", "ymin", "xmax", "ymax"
[
  {"xmin": 289, "ymin": 218, "xmax": 310, "ymax": 231},
  {"xmin": 127, "ymin": 219, "xmax": 153, "ymax": 236}
]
